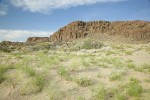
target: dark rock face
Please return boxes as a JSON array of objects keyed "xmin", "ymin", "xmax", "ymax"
[
  {"xmin": 50, "ymin": 20, "xmax": 150, "ymax": 41},
  {"xmin": 26, "ymin": 37, "xmax": 50, "ymax": 42}
]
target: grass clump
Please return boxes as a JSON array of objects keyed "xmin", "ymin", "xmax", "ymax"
[
  {"xmin": 127, "ymin": 78, "xmax": 143, "ymax": 97},
  {"xmin": 106, "ymin": 50, "xmax": 116, "ymax": 56},
  {"xmin": 109, "ymin": 69, "xmax": 126, "ymax": 81},
  {"xmin": 124, "ymin": 50, "xmax": 133, "ymax": 55},
  {"xmin": 127, "ymin": 63, "xmax": 136, "ymax": 69},
  {"xmin": 0, "ymin": 74, "xmax": 5, "ymax": 84},
  {"xmin": 109, "ymin": 72, "xmax": 122, "ymax": 81},
  {"xmin": 19, "ymin": 74, "xmax": 45, "ymax": 95},
  {"xmin": 92, "ymin": 84, "xmax": 106, "ymax": 100},
  {"xmin": 22, "ymin": 66, "xmax": 36, "ymax": 76},
  {"xmin": 81, "ymin": 39, "xmax": 103, "ymax": 49},
  {"xmin": 75, "ymin": 77, "xmax": 93, "ymax": 87},
  {"xmin": 0, "ymin": 65, "xmax": 13, "ymax": 84},
  {"xmin": 58, "ymin": 67, "xmax": 72, "ymax": 81}
]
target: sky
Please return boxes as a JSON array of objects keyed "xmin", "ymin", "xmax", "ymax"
[{"xmin": 0, "ymin": 0, "xmax": 150, "ymax": 42}]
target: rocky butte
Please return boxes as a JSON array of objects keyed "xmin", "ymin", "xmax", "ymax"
[{"xmin": 49, "ymin": 20, "xmax": 150, "ymax": 42}]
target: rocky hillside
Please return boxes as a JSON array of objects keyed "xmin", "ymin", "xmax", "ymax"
[
  {"xmin": 26, "ymin": 37, "xmax": 50, "ymax": 42},
  {"xmin": 50, "ymin": 20, "xmax": 150, "ymax": 42}
]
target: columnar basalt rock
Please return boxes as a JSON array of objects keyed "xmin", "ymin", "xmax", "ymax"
[{"xmin": 50, "ymin": 20, "xmax": 150, "ymax": 41}]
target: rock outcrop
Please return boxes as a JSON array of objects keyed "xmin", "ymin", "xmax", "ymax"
[
  {"xmin": 50, "ymin": 20, "xmax": 150, "ymax": 41},
  {"xmin": 26, "ymin": 37, "xmax": 50, "ymax": 42}
]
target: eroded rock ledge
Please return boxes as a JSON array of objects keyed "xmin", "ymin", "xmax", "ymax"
[
  {"xmin": 50, "ymin": 20, "xmax": 150, "ymax": 42},
  {"xmin": 26, "ymin": 37, "xmax": 50, "ymax": 42}
]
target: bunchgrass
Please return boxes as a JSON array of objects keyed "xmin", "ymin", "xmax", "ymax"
[
  {"xmin": 109, "ymin": 69, "xmax": 126, "ymax": 81},
  {"xmin": 92, "ymin": 84, "xmax": 106, "ymax": 100},
  {"xmin": 75, "ymin": 77, "xmax": 93, "ymax": 87},
  {"xmin": 19, "ymin": 74, "xmax": 45, "ymax": 95},
  {"xmin": 127, "ymin": 63, "xmax": 136, "ymax": 69},
  {"xmin": 127, "ymin": 78, "xmax": 143, "ymax": 97},
  {"xmin": 124, "ymin": 50, "xmax": 133, "ymax": 55},
  {"xmin": 0, "ymin": 65, "xmax": 13, "ymax": 84},
  {"xmin": 109, "ymin": 72, "xmax": 122, "ymax": 81},
  {"xmin": 58, "ymin": 67, "xmax": 72, "ymax": 81},
  {"xmin": 22, "ymin": 66, "xmax": 36, "ymax": 76}
]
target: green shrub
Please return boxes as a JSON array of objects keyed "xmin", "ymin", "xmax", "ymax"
[
  {"xmin": 127, "ymin": 78, "xmax": 143, "ymax": 97},
  {"xmin": 127, "ymin": 63, "xmax": 135, "ymax": 69},
  {"xmin": 22, "ymin": 67, "xmax": 36, "ymax": 76},
  {"xmin": 124, "ymin": 50, "xmax": 133, "ymax": 55},
  {"xmin": 0, "ymin": 65, "xmax": 13, "ymax": 84},
  {"xmin": 58, "ymin": 67, "xmax": 72, "ymax": 81},
  {"xmin": 81, "ymin": 39, "xmax": 103, "ymax": 49},
  {"xmin": 19, "ymin": 75, "xmax": 45, "ymax": 95},
  {"xmin": 92, "ymin": 84, "xmax": 106, "ymax": 100},
  {"xmin": 109, "ymin": 72, "xmax": 122, "ymax": 81},
  {"xmin": 0, "ymin": 74, "xmax": 5, "ymax": 84},
  {"xmin": 75, "ymin": 77, "xmax": 93, "ymax": 87}
]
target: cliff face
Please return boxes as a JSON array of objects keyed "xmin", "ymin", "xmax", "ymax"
[
  {"xmin": 26, "ymin": 37, "xmax": 50, "ymax": 42},
  {"xmin": 50, "ymin": 20, "xmax": 150, "ymax": 41}
]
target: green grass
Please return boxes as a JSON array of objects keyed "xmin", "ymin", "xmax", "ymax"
[
  {"xmin": 109, "ymin": 70, "xmax": 125, "ymax": 81},
  {"xmin": 125, "ymin": 59, "xmax": 133, "ymax": 63},
  {"xmin": 77, "ymin": 96, "xmax": 86, "ymax": 100},
  {"xmin": 115, "ymin": 94, "xmax": 126, "ymax": 100},
  {"xmin": 127, "ymin": 63, "xmax": 136, "ymax": 69},
  {"xmin": 106, "ymin": 50, "xmax": 116, "ymax": 56},
  {"xmin": 99, "ymin": 57, "xmax": 125, "ymax": 68},
  {"xmin": 75, "ymin": 77, "xmax": 93, "ymax": 87},
  {"xmin": 109, "ymin": 72, "xmax": 122, "ymax": 81},
  {"xmin": 19, "ymin": 74, "xmax": 45, "ymax": 95},
  {"xmin": 127, "ymin": 78, "xmax": 143, "ymax": 97},
  {"xmin": 92, "ymin": 84, "xmax": 106, "ymax": 100},
  {"xmin": 58, "ymin": 67, "xmax": 72, "ymax": 81},
  {"xmin": 22, "ymin": 66, "xmax": 36, "ymax": 76},
  {"xmin": 0, "ymin": 65, "xmax": 13, "ymax": 84},
  {"xmin": 133, "ymin": 63, "xmax": 150, "ymax": 73},
  {"xmin": 124, "ymin": 50, "xmax": 133, "ymax": 55},
  {"xmin": 0, "ymin": 74, "xmax": 5, "ymax": 84}
]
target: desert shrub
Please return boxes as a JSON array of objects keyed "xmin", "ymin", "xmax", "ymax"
[
  {"xmin": 109, "ymin": 72, "xmax": 122, "ymax": 81},
  {"xmin": 127, "ymin": 78, "xmax": 143, "ymax": 97},
  {"xmin": 134, "ymin": 63, "xmax": 150, "ymax": 73},
  {"xmin": 92, "ymin": 84, "xmax": 106, "ymax": 100},
  {"xmin": 0, "ymin": 74, "xmax": 5, "ymax": 84},
  {"xmin": 81, "ymin": 39, "xmax": 103, "ymax": 49},
  {"xmin": 0, "ymin": 46, "xmax": 14, "ymax": 53},
  {"xmin": 58, "ymin": 67, "xmax": 72, "ymax": 81},
  {"xmin": 124, "ymin": 50, "xmax": 133, "ymax": 55},
  {"xmin": 106, "ymin": 50, "xmax": 116, "ymax": 55},
  {"xmin": 100, "ymin": 57, "xmax": 125, "ymax": 68},
  {"xmin": 127, "ymin": 63, "xmax": 136, "ymax": 69},
  {"xmin": 0, "ymin": 65, "xmax": 13, "ymax": 84},
  {"xmin": 125, "ymin": 59, "xmax": 133, "ymax": 63},
  {"xmin": 19, "ymin": 74, "xmax": 45, "ymax": 95},
  {"xmin": 75, "ymin": 77, "xmax": 93, "ymax": 87},
  {"xmin": 22, "ymin": 66, "xmax": 36, "ymax": 77}
]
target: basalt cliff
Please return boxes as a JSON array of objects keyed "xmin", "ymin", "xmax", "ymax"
[{"xmin": 49, "ymin": 20, "xmax": 150, "ymax": 42}]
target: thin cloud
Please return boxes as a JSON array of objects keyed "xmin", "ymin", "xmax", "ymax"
[
  {"xmin": 0, "ymin": 30, "xmax": 54, "ymax": 42},
  {"xmin": 10, "ymin": 0, "xmax": 126, "ymax": 13},
  {"xmin": 0, "ymin": 4, "xmax": 7, "ymax": 16}
]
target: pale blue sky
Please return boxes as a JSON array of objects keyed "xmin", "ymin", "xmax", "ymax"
[{"xmin": 0, "ymin": 0, "xmax": 150, "ymax": 41}]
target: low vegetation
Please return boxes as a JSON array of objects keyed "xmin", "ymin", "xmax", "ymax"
[
  {"xmin": 75, "ymin": 77, "xmax": 93, "ymax": 87},
  {"xmin": 127, "ymin": 78, "xmax": 143, "ymax": 97},
  {"xmin": 0, "ymin": 39, "xmax": 150, "ymax": 100}
]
